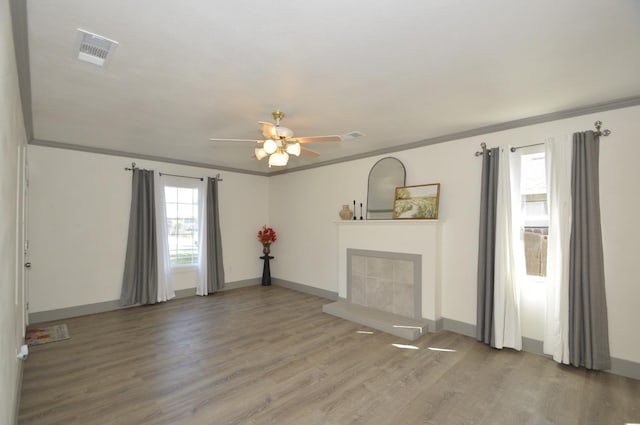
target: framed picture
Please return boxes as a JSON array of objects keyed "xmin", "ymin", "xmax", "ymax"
[{"xmin": 392, "ymin": 183, "xmax": 440, "ymax": 219}]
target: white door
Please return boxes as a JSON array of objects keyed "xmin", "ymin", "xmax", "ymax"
[{"xmin": 18, "ymin": 145, "xmax": 29, "ymax": 329}]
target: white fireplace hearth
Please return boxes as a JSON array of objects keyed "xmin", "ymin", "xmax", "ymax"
[{"xmin": 323, "ymin": 220, "xmax": 441, "ymax": 341}]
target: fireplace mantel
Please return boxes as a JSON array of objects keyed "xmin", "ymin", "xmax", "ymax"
[{"xmin": 335, "ymin": 219, "xmax": 439, "ymax": 225}]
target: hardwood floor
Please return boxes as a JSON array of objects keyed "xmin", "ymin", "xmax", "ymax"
[{"xmin": 19, "ymin": 286, "xmax": 640, "ymax": 425}]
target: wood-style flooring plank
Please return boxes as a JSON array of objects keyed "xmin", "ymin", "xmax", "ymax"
[{"xmin": 19, "ymin": 286, "xmax": 640, "ymax": 425}]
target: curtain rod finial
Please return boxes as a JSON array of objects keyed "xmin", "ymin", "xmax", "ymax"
[
  {"xmin": 594, "ymin": 121, "xmax": 611, "ymax": 136},
  {"xmin": 475, "ymin": 142, "xmax": 488, "ymax": 156}
]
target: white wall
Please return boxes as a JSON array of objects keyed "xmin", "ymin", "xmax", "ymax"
[
  {"xmin": 27, "ymin": 146, "xmax": 269, "ymax": 313},
  {"xmin": 0, "ymin": 0, "xmax": 28, "ymax": 422},
  {"xmin": 270, "ymin": 105, "xmax": 640, "ymax": 364}
]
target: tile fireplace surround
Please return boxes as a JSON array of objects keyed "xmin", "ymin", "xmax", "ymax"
[
  {"xmin": 349, "ymin": 249, "xmax": 421, "ymax": 319},
  {"xmin": 323, "ymin": 220, "xmax": 440, "ymax": 340}
]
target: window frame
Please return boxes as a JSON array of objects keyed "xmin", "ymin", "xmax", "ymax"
[
  {"xmin": 516, "ymin": 144, "xmax": 549, "ymax": 281},
  {"xmin": 161, "ymin": 177, "xmax": 203, "ymax": 269}
]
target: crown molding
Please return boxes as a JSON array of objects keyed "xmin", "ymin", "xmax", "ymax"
[
  {"xmin": 29, "ymin": 139, "xmax": 270, "ymax": 177},
  {"xmin": 270, "ymin": 95, "xmax": 640, "ymax": 176}
]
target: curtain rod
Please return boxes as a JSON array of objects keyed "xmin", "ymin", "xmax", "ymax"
[
  {"xmin": 510, "ymin": 142, "xmax": 544, "ymax": 153},
  {"xmin": 124, "ymin": 163, "xmax": 223, "ymax": 181},
  {"xmin": 159, "ymin": 172, "xmax": 203, "ymax": 181},
  {"xmin": 508, "ymin": 120, "xmax": 612, "ymax": 152},
  {"xmin": 158, "ymin": 172, "xmax": 223, "ymax": 181}
]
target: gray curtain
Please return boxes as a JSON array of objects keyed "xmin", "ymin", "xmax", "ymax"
[
  {"xmin": 476, "ymin": 148, "xmax": 500, "ymax": 346},
  {"xmin": 120, "ymin": 169, "xmax": 158, "ymax": 306},
  {"xmin": 569, "ymin": 131, "xmax": 611, "ymax": 370},
  {"xmin": 206, "ymin": 177, "xmax": 225, "ymax": 292}
]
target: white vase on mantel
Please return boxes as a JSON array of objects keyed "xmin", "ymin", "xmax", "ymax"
[{"xmin": 339, "ymin": 204, "xmax": 354, "ymax": 220}]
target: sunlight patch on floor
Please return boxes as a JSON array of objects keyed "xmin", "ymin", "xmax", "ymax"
[
  {"xmin": 392, "ymin": 343, "xmax": 419, "ymax": 350},
  {"xmin": 428, "ymin": 347, "xmax": 457, "ymax": 352}
]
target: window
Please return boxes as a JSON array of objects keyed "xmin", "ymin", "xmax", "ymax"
[
  {"xmin": 519, "ymin": 150, "xmax": 548, "ymax": 278},
  {"xmin": 164, "ymin": 186, "xmax": 199, "ymax": 266}
]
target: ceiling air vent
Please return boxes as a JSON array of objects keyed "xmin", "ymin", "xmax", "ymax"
[
  {"xmin": 344, "ymin": 131, "xmax": 365, "ymax": 140},
  {"xmin": 75, "ymin": 29, "xmax": 118, "ymax": 67}
]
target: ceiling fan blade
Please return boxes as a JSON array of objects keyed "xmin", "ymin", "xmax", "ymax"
[
  {"xmin": 300, "ymin": 147, "xmax": 320, "ymax": 158},
  {"xmin": 258, "ymin": 121, "xmax": 275, "ymax": 139},
  {"xmin": 295, "ymin": 131, "xmax": 365, "ymax": 143},
  {"xmin": 209, "ymin": 138, "xmax": 262, "ymax": 143},
  {"xmin": 294, "ymin": 135, "xmax": 343, "ymax": 144}
]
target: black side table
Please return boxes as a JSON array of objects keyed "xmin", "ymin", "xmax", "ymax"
[{"xmin": 260, "ymin": 254, "xmax": 273, "ymax": 286}]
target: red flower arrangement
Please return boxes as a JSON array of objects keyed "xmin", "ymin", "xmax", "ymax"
[{"xmin": 257, "ymin": 225, "xmax": 277, "ymax": 246}]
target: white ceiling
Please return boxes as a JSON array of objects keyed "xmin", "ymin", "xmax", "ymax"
[{"xmin": 21, "ymin": 0, "xmax": 640, "ymax": 175}]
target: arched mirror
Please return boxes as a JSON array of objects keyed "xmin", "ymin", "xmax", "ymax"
[{"xmin": 366, "ymin": 157, "xmax": 406, "ymax": 219}]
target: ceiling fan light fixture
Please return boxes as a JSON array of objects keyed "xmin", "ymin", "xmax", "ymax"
[
  {"xmin": 255, "ymin": 147, "xmax": 268, "ymax": 160},
  {"xmin": 268, "ymin": 150, "xmax": 289, "ymax": 167},
  {"xmin": 286, "ymin": 142, "xmax": 301, "ymax": 156},
  {"xmin": 263, "ymin": 139, "xmax": 278, "ymax": 154}
]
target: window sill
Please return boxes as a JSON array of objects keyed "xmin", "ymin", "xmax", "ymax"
[
  {"xmin": 170, "ymin": 265, "xmax": 198, "ymax": 273},
  {"xmin": 523, "ymin": 275, "xmax": 547, "ymax": 285}
]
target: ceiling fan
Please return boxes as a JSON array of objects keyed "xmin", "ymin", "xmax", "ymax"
[{"xmin": 209, "ymin": 110, "xmax": 364, "ymax": 167}]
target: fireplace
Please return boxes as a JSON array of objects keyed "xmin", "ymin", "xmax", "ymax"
[{"xmin": 323, "ymin": 220, "xmax": 441, "ymax": 340}]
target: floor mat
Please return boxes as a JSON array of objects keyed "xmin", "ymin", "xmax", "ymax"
[{"xmin": 25, "ymin": 324, "xmax": 70, "ymax": 346}]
